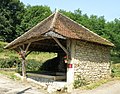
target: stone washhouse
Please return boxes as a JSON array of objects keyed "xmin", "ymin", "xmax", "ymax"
[{"xmin": 5, "ymin": 11, "xmax": 114, "ymax": 91}]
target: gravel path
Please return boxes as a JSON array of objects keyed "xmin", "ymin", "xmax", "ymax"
[
  {"xmin": 72, "ymin": 80, "xmax": 120, "ymax": 94},
  {"xmin": 0, "ymin": 74, "xmax": 47, "ymax": 94}
]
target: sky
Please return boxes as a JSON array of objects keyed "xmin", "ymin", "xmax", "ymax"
[{"xmin": 20, "ymin": 0, "xmax": 120, "ymax": 21}]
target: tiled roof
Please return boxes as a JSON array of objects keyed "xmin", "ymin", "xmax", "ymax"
[{"xmin": 5, "ymin": 12, "xmax": 114, "ymax": 49}]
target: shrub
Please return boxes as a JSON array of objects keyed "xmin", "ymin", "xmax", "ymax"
[
  {"xmin": 0, "ymin": 41, "xmax": 7, "ymax": 52},
  {"xmin": 111, "ymin": 64, "xmax": 120, "ymax": 77},
  {"xmin": 0, "ymin": 56, "xmax": 20, "ymax": 68},
  {"xmin": 74, "ymin": 75, "xmax": 88, "ymax": 89},
  {"xmin": 26, "ymin": 59, "xmax": 43, "ymax": 71}
]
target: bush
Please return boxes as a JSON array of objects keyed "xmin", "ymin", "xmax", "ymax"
[
  {"xmin": 111, "ymin": 64, "xmax": 120, "ymax": 77},
  {"xmin": 0, "ymin": 56, "xmax": 20, "ymax": 68},
  {"xmin": 0, "ymin": 41, "xmax": 7, "ymax": 52},
  {"xmin": 26, "ymin": 59, "xmax": 43, "ymax": 71},
  {"xmin": 74, "ymin": 75, "xmax": 88, "ymax": 89}
]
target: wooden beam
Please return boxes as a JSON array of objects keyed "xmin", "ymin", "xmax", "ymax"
[
  {"xmin": 52, "ymin": 37, "xmax": 69, "ymax": 55},
  {"xmin": 18, "ymin": 43, "xmax": 31, "ymax": 80},
  {"xmin": 19, "ymin": 46, "xmax": 23, "ymax": 52},
  {"xmin": 25, "ymin": 51, "xmax": 32, "ymax": 57},
  {"xmin": 22, "ymin": 44, "xmax": 25, "ymax": 50},
  {"xmin": 25, "ymin": 43, "xmax": 31, "ymax": 52},
  {"xmin": 9, "ymin": 36, "xmax": 50, "ymax": 49},
  {"xmin": 67, "ymin": 39, "xmax": 71, "ymax": 59}
]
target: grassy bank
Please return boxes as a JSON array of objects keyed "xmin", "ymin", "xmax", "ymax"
[
  {"xmin": 0, "ymin": 70, "xmax": 20, "ymax": 80},
  {"xmin": 0, "ymin": 41, "xmax": 56, "ymax": 71}
]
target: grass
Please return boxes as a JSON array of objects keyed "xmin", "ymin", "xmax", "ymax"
[
  {"xmin": 26, "ymin": 52, "xmax": 57, "ymax": 62},
  {"xmin": 79, "ymin": 77, "xmax": 120, "ymax": 90},
  {"xmin": 0, "ymin": 70, "xmax": 20, "ymax": 80}
]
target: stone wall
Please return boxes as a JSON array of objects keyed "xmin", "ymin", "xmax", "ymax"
[{"xmin": 74, "ymin": 40, "xmax": 111, "ymax": 82}]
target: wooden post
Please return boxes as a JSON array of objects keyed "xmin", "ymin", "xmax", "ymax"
[
  {"xmin": 22, "ymin": 56, "xmax": 26, "ymax": 79},
  {"xmin": 19, "ymin": 48, "xmax": 27, "ymax": 81},
  {"xmin": 18, "ymin": 43, "xmax": 31, "ymax": 81}
]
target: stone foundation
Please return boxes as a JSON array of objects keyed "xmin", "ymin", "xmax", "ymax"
[{"xmin": 74, "ymin": 40, "xmax": 111, "ymax": 82}]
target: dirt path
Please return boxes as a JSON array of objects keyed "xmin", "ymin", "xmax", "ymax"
[
  {"xmin": 72, "ymin": 80, "xmax": 120, "ymax": 94},
  {"xmin": 0, "ymin": 74, "xmax": 47, "ymax": 94},
  {"xmin": 1, "ymin": 73, "xmax": 120, "ymax": 94}
]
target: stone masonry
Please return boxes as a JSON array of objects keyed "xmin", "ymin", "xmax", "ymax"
[{"xmin": 74, "ymin": 40, "xmax": 111, "ymax": 82}]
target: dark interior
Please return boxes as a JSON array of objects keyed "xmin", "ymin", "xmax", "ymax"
[
  {"xmin": 27, "ymin": 38, "xmax": 67, "ymax": 53},
  {"xmin": 25, "ymin": 38, "xmax": 67, "ymax": 81}
]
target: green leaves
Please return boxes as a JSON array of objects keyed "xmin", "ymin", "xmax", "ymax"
[
  {"xmin": 19, "ymin": 5, "xmax": 52, "ymax": 35},
  {"xmin": 0, "ymin": 0, "xmax": 25, "ymax": 42}
]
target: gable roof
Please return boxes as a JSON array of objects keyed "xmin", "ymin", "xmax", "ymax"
[{"xmin": 5, "ymin": 11, "xmax": 114, "ymax": 49}]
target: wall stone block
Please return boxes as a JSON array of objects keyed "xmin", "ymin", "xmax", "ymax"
[{"xmin": 74, "ymin": 40, "xmax": 111, "ymax": 82}]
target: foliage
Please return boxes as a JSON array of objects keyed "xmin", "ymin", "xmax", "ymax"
[
  {"xmin": 105, "ymin": 19, "xmax": 120, "ymax": 62},
  {"xmin": 0, "ymin": 41, "xmax": 56, "ymax": 71},
  {"xmin": 26, "ymin": 59, "xmax": 42, "ymax": 71},
  {"xmin": 0, "ymin": 41, "xmax": 7, "ymax": 52},
  {"xmin": 25, "ymin": 52, "xmax": 56, "ymax": 72},
  {"xmin": 0, "ymin": 56, "xmax": 20, "ymax": 68},
  {"xmin": 0, "ymin": 41, "xmax": 20, "ymax": 68},
  {"xmin": 74, "ymin": 75, "xmax": 88, "ymax": 89},
  {"xmin": 18, "ymin": 5, "xmax": 52, "ymax": 35},
  {"xmin": 111, "ymin": 64, "xmax": 120, "ymax": 77},
  {"xmin": 0, "ymin": 0, "xmax": 25, "ymax": 42}
]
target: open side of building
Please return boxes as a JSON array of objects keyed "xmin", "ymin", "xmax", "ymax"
[{"xmin": 4, "ymin": 11, "xmax": 114, "ymax": 92}]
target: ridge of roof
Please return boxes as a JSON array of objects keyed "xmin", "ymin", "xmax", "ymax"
[{"xmin": 50, "ymin": 10, "xmax": 58, "ymax": 29}]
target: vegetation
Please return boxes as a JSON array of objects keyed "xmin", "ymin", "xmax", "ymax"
[
  {"xmin": 0, "ymin": 41, "xmax": 56, "ymax": 71},
  {"xmin": 79, "ymin": 76, "xmax": 120, "ymax": 90},
  {"xmin": 0, "ymin": 0, "xmax": 25, "ymax": 42},
  {"xmin": 18, "ymin": 5, "xmax": 52, "ymax": 35},
  {"xmin": 0, "ymin": 0, "xmax": 120, "ymax": 89},
  {"xmin": 0, "ymin": 41, "xmax": 20, "ymax": 68},
  {"xmin": 74, "ymin": 75, "xmax": 88, "ymax": 89},
  {"xmin": 111, "ymin": 64, "xmax": 120, "ymax": 77},
  {"xmin": 0, "ymin": 71, "xmax": 20, "ymax": 80}
]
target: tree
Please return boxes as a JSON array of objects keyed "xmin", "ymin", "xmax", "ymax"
[
  {"xmin": 0, "ymin": 0, "xmax": 25, "ymax": 42},
  {"xmin": 18, "ymin": 5, "xmax": 52, "ymax": 35},
  {"xmin": 105, "ymin": 19, "xmax": 120, "ymax": 61},
  {"xmin": 87, "ymin": 15, "xmax": 108, "ymax": 39}
]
